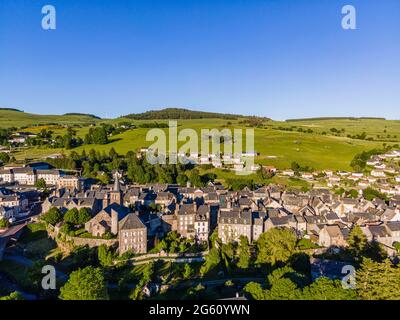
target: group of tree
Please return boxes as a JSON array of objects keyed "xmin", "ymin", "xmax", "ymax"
[
  {"xmin": 41, "ymin": 207, "xmax": 63, "ymax": 225},
  {"xmin": 84, "ymin": 126, "xmax": 109, "ymax": 145},
  {"xmin": 63, "ymin": 207, "xmax": 92, "ymax": 226},
  {"xmin": 350, "ymin": 146, "xmax": 395, "ymax": 171},
  {"xmin": 0, "ymin": 291, "xmax": 24, "ymax": 300},
  {"xmin": 291, "ymin": 161, "xmax": 314, "ymax": 175},
  {"xmin": 0, "ymin": 217, "xmax": 10, "ymax": 228},
  {"xmin": 152, "ymin": 231, "xmax": 205, "ymax": 254},
  {"xmin": 244, "ymin": 268, "xmax": 357, "ymax": 300},
  {"xmin": 44, "ymin": 148, "xmax": 211, "ymax": 187},
  {"xmin": 59, "ymin": 266, "xmax": 109, "ymax": 300},
  {"xmin": 124, "ymin": 108, "xmax": 240, "ymax": 120},
  {"xmin": 0, "ymin": 152, "xmax": 11, "ymax": 165}
]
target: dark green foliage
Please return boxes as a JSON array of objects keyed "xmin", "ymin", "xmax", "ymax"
[
  {"xmin": 41, "ymin": 207, "xmax": 63, "ymax": 225},
  {"xmin": 123, "ymin": 108, "xmax": 242, "ymax": 120},
  {"xmin": 59, "ymin": 266, "xmax": 109, "ymax": 300}
]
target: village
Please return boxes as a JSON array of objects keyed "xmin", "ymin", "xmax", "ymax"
[{"xmin": 1, "ymin": 147, "xmax": 400, "ymax": 260}]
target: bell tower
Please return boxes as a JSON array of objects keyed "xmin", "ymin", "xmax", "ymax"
[{"xmin": 110, "ymin": 171, "xmax": 122, "ymax": 205}]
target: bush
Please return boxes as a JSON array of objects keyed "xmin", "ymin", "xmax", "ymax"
[
  {"xmin": 0, "ymin": 218, "xmax": 10, "ymax": 228},
  {"xmin": 41, "ymin": 208, "xmax": 63, "ymax": 225}
]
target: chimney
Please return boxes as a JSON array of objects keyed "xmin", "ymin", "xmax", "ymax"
[
  {"xmin": 111, "ymin": 209, "xmax": 118, "ymax": 235},
  {"xmin": 103, "ymin": 193, "xmax": 109, "ymax": 209}
]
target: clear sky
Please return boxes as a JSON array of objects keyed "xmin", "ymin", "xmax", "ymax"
[{"xmin": 0, "ymin": 0, "xmax": 399, "ymax": 120}]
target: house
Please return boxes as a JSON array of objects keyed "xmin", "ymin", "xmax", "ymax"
[
  {"xmin": 155, "ymin": 192, "xmax": 175, "ymax": 208},
  {"xmin": 177, "ymin": 203, "xmax": 196, "ymax": 238},
  {"xmin": 85, "ymin": 203, "xmax": 130, "ymax": 237},
  {"xmin": 42, "ymin": 196, "xmax": 99, "ymax": 215},
  {"xmin": 57, "ymin": 175, "xmax": 83, "ymax": 191},
  {"xmin": 194, "ymin": 204, "xmax": 210, "ymax": 242},
  {"xmin": 318, "ymin": 225, "xmax": 348, "ymax": 248},
  {"xmin": 0, "ymin": 206, "xmax": 15, "ymax": 221},
  {"xmin": 218, "ymin": 209, "xmax": 252, "ymax": 243},
  {"xmin": 362, "ymin": 225, "xmax": 392, "ymax": 247},
  {"xmin": 384, "ymin": 222, "xmax": 400, "ymax": 246},
  {"xmin": 301, "ymin": 173, "xmax": 313, "ymax": 180},
  {"xmin": 381, "ymin": 208, "xmax": 400, "ymax": 222},
  {"xmin": 371, "ymin": 170, "xmax": 386, "ymax": 178},
  {"xmin": 0, "ymin": 169, "xmax": 14, "ymax": 183},
  {"xmin": 265, "ymin": 216, "xmax": 293, "ymax": 231},
  {"xmin": 119, "ymin": 212, "xmax": 147, "ymax": 254},
  {"xmin": 281, "ymin": 169, "xmax": 295, "ymax": 177},
  {"xmin": 8, "ymin": 132, "xmax": 37, "ymax": 144},
  {"xmin": 252, "ymin": 211, "xmax": 268, "ymax": 241},
  {"xmin": 36, "ymin": 170, "xmax": 62, "ymax": 185}
]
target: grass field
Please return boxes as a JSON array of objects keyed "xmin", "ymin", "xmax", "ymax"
[
  {"xmin": 4, "ymin": 109, "xmax": 400, "ymax": 171},
  {"xmin": 0, "ymin": 109, "xmax": 101, "ymax": 128}
]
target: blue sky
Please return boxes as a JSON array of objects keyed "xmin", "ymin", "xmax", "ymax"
[{"xmin": 0, "ymin": 0, "xmax": 399, "ymax": 120}]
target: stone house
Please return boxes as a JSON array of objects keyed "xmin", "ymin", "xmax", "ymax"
[
  {"xmin": 218, "ymin": 209, "xmax": 252, "ymax": 244},
  {"xmin": 85, "ymin": 203, "xmax": 130, "ymax": 237},
  {"xmin": 318, "ymin": 225, "xmax": 348, "ymax": 248},
  {"xmin": 177, "ymin": 203, "xmax": 196, "ymax": 238},
  {"xmin": 194, "ymin": 204, "xmax": 210, "ymax": 242},
  {"xmin": 119, "ymin": 212, "xmax": 147, "ymax": 254}
]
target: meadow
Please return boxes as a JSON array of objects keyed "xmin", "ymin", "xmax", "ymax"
[{"xmin": 3, "ymin": 109, "xmax": 399, "ymax": 171}]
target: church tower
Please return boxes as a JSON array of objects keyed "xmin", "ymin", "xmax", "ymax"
[{"xmin": 109, "ymin": 171, "xmax": 122, "ymax": 205}]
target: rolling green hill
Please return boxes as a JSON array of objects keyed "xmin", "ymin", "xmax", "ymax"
[
  {"xmin": 3, "ymin": 108, "xmax": 399, "ymax": 171},
  {"xmin": 122, "ymin": 107, "xmax": 270, "ymax": 121},
  {"xmin": 0, "ymin": 109, "xmax": 101, "ymax": 128}
]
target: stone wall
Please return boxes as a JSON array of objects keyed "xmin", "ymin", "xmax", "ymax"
[{"xmin": 47, "ymin": 224, "xmax": 118, "ymax": 249}]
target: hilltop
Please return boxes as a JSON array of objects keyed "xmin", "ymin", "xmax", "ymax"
[
  {"xmin": 122, "ymin": 107, "xmax": 270, "ymax": 121},
  {"xmin": 286, "ymin": 117, "xmax": 387, "ymax": 122},
  {"xmin": 63, "ymin": 113, "xmax": 101, "ymax": 119},
  {"xmin": 0, "ymin": 109, "xmax": 101, "ymax": 128}
]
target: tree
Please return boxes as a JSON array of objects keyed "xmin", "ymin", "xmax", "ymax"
[
  {"xmin": 177, "ymin": 173, "xmax": 188, "ymax": 186},
  {"xmin": 0, "ymin": 291, "xmax": 24, "ymax": 300},
  {"xmin": 0, "ymin": 152, "xmax": 10, "ymax": 164},
  {"xmin": 347, "ymin": 226, "xmax": 368, "ymax": 258},
  {"xmin": 265, "ymin": 277, "xmax": 301, "ymax": 300},
  {"xmin": 0, "ymin": 218, "xmax": 10, "ymax": 228},
  {"xmin": 200, "ymin": 247, "xmax": 221, "ymax": 276},
  {"xmin": 97, "ymin": 245, "xmax": 114, "ymax": 267},
  {"xmin": 356, "ymin": 258, "xmax": 400, "ymax": 300},
  {"xmin": 237, "ymin": 235, "xmax": 251, "ymax": 269},
  {"xmin": 291, "ymin": 161, "xmax": 301, "ymax": 173},
  {"xmin": 35, "ymin": 178, "xmax": 46, "ymax": 189},
  {"xmin": 256, "ymin": 228, "xmax": 297, "ymax": 265},
  {"xmin": 348, "ymin": 189, "xmax": 359, "ymax": 199},
  {"xmin": 183, "ymin": 264, "xmax": 194, "ymax": 279},
  {"xmin": 59, "ymin": 266, "xmax": 109, "ymax": 300},
  {"xmin": 302, "ymin": 277, "xmax": 358, "ymax": 300},
  {"xmin": 63, "ymin": 208, "xmax": 80, "ymax": 225},
  {"xmin": 243, "ymin": 282, "xmax": 266, "ymax": 300},
  {"xmin": 189, "ymin": 169, "xmax": 203, "ymax": 187},
  {"xmin": 78, "ymin": 207, "xmax": 92, "ymax": 224},
  {"xmin": 220, "ymin": 242, "xmax": 235, "ymax": 273},
  {"xmin": 41, "ymin": 207, "xmax": 63, "ymax": 225}
]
